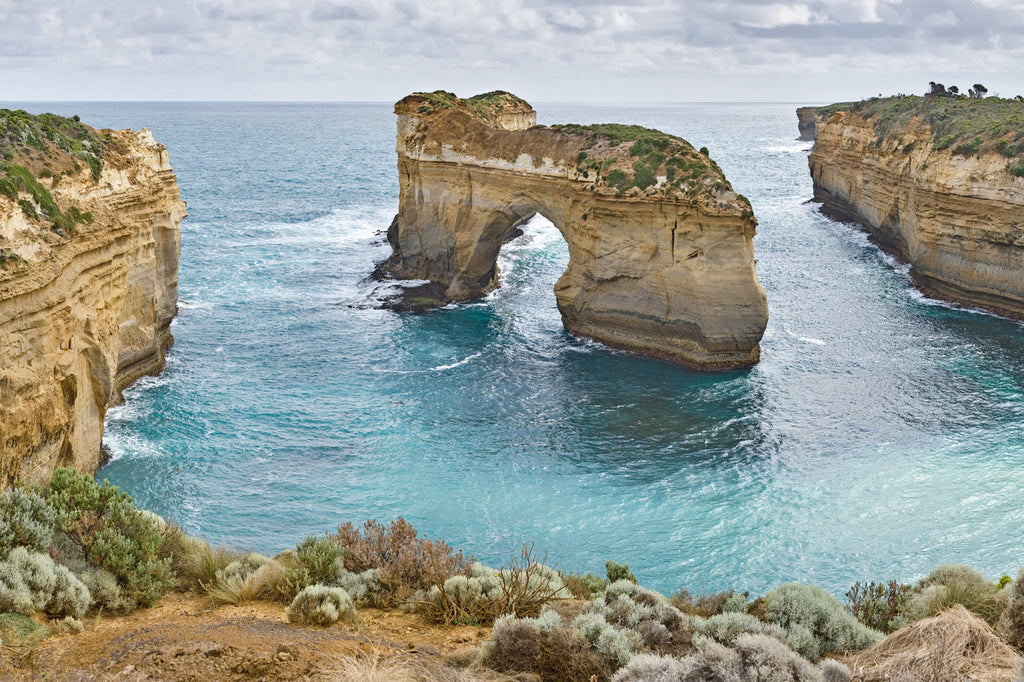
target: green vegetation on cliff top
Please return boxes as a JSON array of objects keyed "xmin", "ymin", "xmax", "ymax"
[
  {"xmin": 813, "ymin": 95, "xmax": 1024, "ymax": 176},
  {"xmin": 552, "ymin": 123, "xmax": 747, "ymax": 208},
  {"xmin": 0, "ymin": 109, "xmax": 104, "ymax": 240},
  {"xmin": 1, "ymin": 109, "xmax": 106, "ymax": 179},
  {"xmin": 411, "ymin": 90, "xmax": 533, "ymax": 125},
  {"xmin": 408, "ymin": 92, "xmax": 747, "ymax": 207}
]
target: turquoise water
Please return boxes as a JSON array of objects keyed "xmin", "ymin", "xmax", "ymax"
[{"xmin": 17, "ymin": 101, "xmax": 1024, "ymax": 596}]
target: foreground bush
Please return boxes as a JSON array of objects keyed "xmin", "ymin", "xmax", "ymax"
[
  {"xmin": 611, "ymin": 635, "xmax": 851, "ymax": 682},
  {"xmin": 845, "ymin": 580, "xmax": 911, "ymax": 633},
  {"xmin": 285, "ymin": 584, "xmax": 356, "ymax": 626},
  {"xmin": 483, "ymin": 610, "xmax": 616, "ymax": 680},
  {"xmin": 908, "ymin": 564, "xmax": 1009, "ymax": 627},
  {"xmin": 0, "ymin": 488, "xmax": 56, "ymax": 559},
  {"xmin": 414, "ymin": 545, "xmax": 570, "ymax": 625},
  {"xmin": 1000, "ymin": 565, "xmax": 1024, "ymax": 649},
  {"xmin": 764, "ymin": 583, "xmax": 882, "ymax": 660},
  {"xmin": 332, "ymin": 517, "xmax": 471, "ymax": 606},
  {"xmin": 0, "ymin": 547, "xmax": 90, "ymax": 618},
  {"xmin": 45, "ymin": 468, "xmax": 174, "ymax": 609}
]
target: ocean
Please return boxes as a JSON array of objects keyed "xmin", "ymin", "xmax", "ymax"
[{"xmin": 15, "ymin": 101, "xmax": 1024, "ymax": 596}]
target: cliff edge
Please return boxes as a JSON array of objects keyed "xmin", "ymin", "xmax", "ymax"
[
  {"xmin": 806, "ymin": 95, "xmax": 1024, "ymax": 319},
  {"xmin": 0, "ymin": 110, "xmax": 185, "ymax": 487},
  {"xmin": 378, "ymin": 91, "xmax": 769, "ymax": 369}
]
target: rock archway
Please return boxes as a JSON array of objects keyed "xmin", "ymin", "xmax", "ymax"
[{"xmin": 378, "ymin": 91, "xmax": 769, "ymax": 370}]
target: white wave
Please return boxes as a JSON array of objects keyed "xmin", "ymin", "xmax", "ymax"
[
  {"xmin": 799, "ymin": 337, "xmax": 826, "ymax": 346},
  {"xmin": 102, "ymin": 430, "xmax": 164, "ymax": 462},
  {"xmin": 764, "ymin": 142, "xmax": 814, "ymax": 154},
  {"xmin": 432, "ymin": 352, "xmax": 483, "ymax": 371}
]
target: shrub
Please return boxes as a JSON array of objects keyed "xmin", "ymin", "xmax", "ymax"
[
  {"xmin": 276, "ymin": 534, "xmax": 343, "ymax": 600},
  {"xmin": 331, "ymin": 567, "xmax": 381, "ymax": 606},
  {"xmin": 285, "ymin": 584, "xmax": 355, "ymax": 626},
  {"xmin": 722, "ymin": 593, "xmax": 748, "ymax": 614},
  {"xmin": 630, "ymin": 139, "xmax": 654, "ymax": 157},
  {"xmin": 167, "ymin": 532, "xmax": 239, "ymax": 592},
  {"xmin": 206, "ymin": 556, "xmax": 283, "ymax": 605},
  {"xmin": 562, "ymin": 570, "xmax": 607, "ymax": 599},
  {"xmin": 45, "ymin": 467, "xmax": 174, "ymax": 609},
  {"xmin": 845, "ymin": 580, "xmax": 912, "ymax": 633},
  {"xmin": 332, "ymin": 517, "xmax": 470, "ymax": 607},
  {"xmin": 670, "ymin": 588, "xmax": 737, "ymax": 618},
  {"xmin": 692, "ymin": 611, "xmax": 780, "ymax": 645},
  {"xmin": 611, "ymin": 653, "xmax": 689, "ymax": 681},
  {"xmin": 76, "ymin": 565, "xmax": 131, "ymax": 613},
  {"xmin": 1000, "ymin": 565, "xmax": 1024, "ymax": 649},
  {"xmin": 47, "ymin": 564, "xmax": 90, "ymax": 618},
  {"xmin": 606, "ymin": 169, "xmax": 631, "ymax": 191},
  {"xmin": 0, "ymin": 488, "xmax": 56, "ymax": 558},
  {"xmin": 605, "ymin": 561, "xmax": 637, "ymax": 584},
  {"xmin": 765, "ymin": 583, "xmax": 882, "ymax": 661},
  {"xmin": 414, "ymin": 546, "xmax": 570, "ymax": 625},
  {"xmin": 954, "ymin": 136, "xmax": 983, "ymax": 156},
  {"xmin": 820, "ymin": 659, "xmax": 852, "ymax": 682},
  {"xmin": 908, "ymin": 564, "xmax": 1008, "ymax": 626},
  {"xmin": 484, "ymin": 614, "xmax": 615, "ymax": 680},
  {"xmin": 614, "ymin": 633, "xmax": 841, "ymax": 682},
  {"xmin": 0, "ymin": 547, "xmax": 57, "ymax": 615},
  {"xmin": 732, "ymin": 632, "xmax": 830, "ymax": 681},
  {"xmin": 632, "ymin": 161, "xmax": 656, "ymax": 190},
  {"xmin": 606, "ymin": 578, "xmax": 641, "ymax": 600},
  {"xmin": 1006, "ymin": 160, "xmax": 1024, "ymax": 177}
]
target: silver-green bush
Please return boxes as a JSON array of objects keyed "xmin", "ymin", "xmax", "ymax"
[
  {"xmin": 0, "ymin": 489, "xmax": 56, "ymax": 559},
  {"xmin": 75, "ymin": 565, "xmax": 131, "ymax": 613},
  {"xmin": 285, "ymin": 584, "xmax": 355, "ymax": 626},
  {"xmin": 46, "ymin": 564, "xmax": 90, "ymax": 619},
  {"xmin": 764, "ymin": 583, "xmax": 882, "ymax": 660},
  {"xmin": 0, "ymin": 547, "xmax": 58, "ymax": 615},
  {"xmin": 330, "ymin": 567, "xmax": 381, "ymax": 606}
]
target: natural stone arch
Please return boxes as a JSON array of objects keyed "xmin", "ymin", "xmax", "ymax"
[{"xmin": 379, "ymin": 91, "xmax": 769, "ymax": 370}]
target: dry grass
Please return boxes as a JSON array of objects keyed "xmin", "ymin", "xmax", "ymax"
[
  {"xmin": 847, "ymin": 605, "xmax": 1021, "ymax": 682},
  {"xmin": 316, "ymin": 649, "xmax": 514, "ymax": 681}
]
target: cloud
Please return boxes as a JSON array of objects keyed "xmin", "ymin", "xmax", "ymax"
[{"xmin": 1, "ymin": 0, "xmax": 1022, "ymax": 101}]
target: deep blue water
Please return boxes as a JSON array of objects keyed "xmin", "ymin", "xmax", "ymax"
[{"xmin": 12, "ymin": 101, "xmax": 1024, "ymax": 597}]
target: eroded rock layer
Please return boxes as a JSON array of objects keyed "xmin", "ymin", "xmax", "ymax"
[
  {"xmin": 379, "ymin": 91, "xmax": 769, "ymax": 369},
  {"xmin": 808, "ymin": 108, "xmax": 1024, "ymax": 319},
  {"xmin": 0, "ymin": 125, "xmax": 184, "ymax": 486}
]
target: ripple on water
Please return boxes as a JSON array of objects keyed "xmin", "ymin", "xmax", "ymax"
[{"xmin": 78, "ymin": 101, "xmax": 1024, "ymax": 596}]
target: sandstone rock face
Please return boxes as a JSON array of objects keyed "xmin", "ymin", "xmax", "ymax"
[
  {"xmin": 0, "ymin": 128, "xmax": 184, "ymax": 486},
  {"xmin": 380, "ymin": 91, "xmax": 769, "ymax": 369},
  {"xmin": 809, "ymin": 110, "xmax": 1024, "ymax": 319},
  {"xmin": 796, "ymin": 107, "xmax": 821, "ymax": 141}
]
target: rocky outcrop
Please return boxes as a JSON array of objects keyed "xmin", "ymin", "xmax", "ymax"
[
  {"xmin": 808, "ymin": 105, "xmax": 1024, "ymax": 319},
  {"xmin": 0, "ymin": 122, "xmax": 184, "ymax": 487},
  {"xmin": 796, "ymin": 107, "xmax": 822, "ymax": 141},
  {"xmin": 379, "ymin": 91, "xmax": 768, "ymax": 369}
]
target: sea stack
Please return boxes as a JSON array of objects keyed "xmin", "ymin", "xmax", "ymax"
[
  {"xmin": 0, "ymin": 111, "xmax": 185, "ymax": 487},
  {"xmin": 378, "ymin": 91, "xmax": 769, "ymax": 370}
]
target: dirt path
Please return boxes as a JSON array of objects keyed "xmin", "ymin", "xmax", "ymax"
[{"xmin": 0, "ymin": 594, "xmax": 492, "ymax": 681}]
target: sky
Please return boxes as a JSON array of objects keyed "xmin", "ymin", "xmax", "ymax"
[{"xmin": 2, "ymin": 0, "xmax": 1024, "ymax": 103}]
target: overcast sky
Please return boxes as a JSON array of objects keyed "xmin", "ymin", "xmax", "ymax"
[{"xmin": 2, "ymin": 0, "xmax": 1023, "ymax": 103}]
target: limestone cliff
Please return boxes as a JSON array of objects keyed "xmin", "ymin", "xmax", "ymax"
[
  {"xmin": 806, "ymin": 96, "xmax": 1024, "ymax": 318},
  {"xmin": 379, "ymin": 91, "xmax": 769, "ymax": 369},
  {"xmin": 0, "ymin": 112, "xmax": 184, "ymax": 486},
  {"xmin": 796, "ymin": 107, "xmax": 822, "ymax": 141}
]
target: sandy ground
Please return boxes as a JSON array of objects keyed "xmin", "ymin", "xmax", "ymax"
[{"xmin": 0, "ymin": 593, "xmax": 493, "ymax": 681}]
